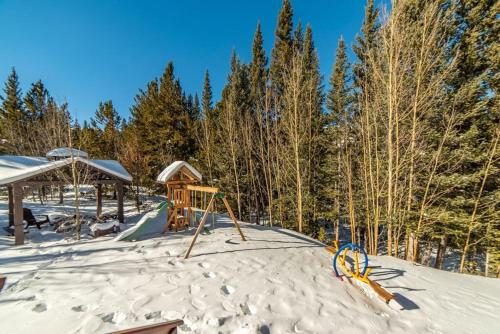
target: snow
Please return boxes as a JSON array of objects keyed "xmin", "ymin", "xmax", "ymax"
[
  {"xmin": 46, "ymin": 147, "xmax": 89, "ymax": 159},
  {"xmin": 0, "ymin": 155, "xmax": 132, "ymax": 185},
  {"xmin": 0, "ymin": 198, "xmax": 499, "ymax": 333},
  {"xmin": 90, "ymin": 220, "xmax": 119, "ymax": 232},
  {"xmin": 156, "ymin": 161, "xmax": 202, "ymax": 183},
  {"xmin": 85, "ymin": 159, "xmax": 133, "ymax": 182},
  {"xmin": 0, "ymin": 156, "xmax": 68, "ymax": 185}
]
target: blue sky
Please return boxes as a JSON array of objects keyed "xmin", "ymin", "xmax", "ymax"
[{"xmin": 0, "ymin": 0, "xmax": 367, "ymax": 122}]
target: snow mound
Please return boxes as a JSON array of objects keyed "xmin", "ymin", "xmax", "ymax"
[{"xmin": 90, "ymin": 220, "xmax": 119, "ymax": 232}]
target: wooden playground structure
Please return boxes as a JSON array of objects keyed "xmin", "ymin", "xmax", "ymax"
[{"xmin": 157, "ymin": 161, "xmax": 246, "ymax": 259}]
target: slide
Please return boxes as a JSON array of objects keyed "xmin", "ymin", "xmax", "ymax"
[{"xmin": 115, "ymin": 201, "xmax": 168, "ymax": 241}]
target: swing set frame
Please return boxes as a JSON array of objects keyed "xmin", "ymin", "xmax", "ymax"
[{"xmin": 183, "ymin": 185, "xmax": 246, "ymax": 259}]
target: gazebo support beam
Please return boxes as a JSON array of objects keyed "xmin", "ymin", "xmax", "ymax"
[
  {"xmin": 8, "ymin": 185, "xmax": 13, "ymax": 226},
  {"xmin": 13, "ymin": 184, "xmax": 24, "ymax": 245},
  {"xmin": 96, "ymin": 183, "xmax": 102, "ymax": 217},
  {"xmin": 58, "ymin": 185, "xmax": 64, "ymax": 204},
  {"xmin": 116, "ymin": 182, "xmax": 124, "ymax": 224}
]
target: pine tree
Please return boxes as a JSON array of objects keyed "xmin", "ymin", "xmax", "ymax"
[
  {"xmin": 249, "ymin": 21, "xmax": 274, "ymax": 224},
  {"xmin": 24, "ymin": 80, "xmax": 50, "ymax": 122},
  {"xmin": 129, "ymin": 61, "xmax": 194, "ymax": 185},
  {"xmin": 442, "ymin": 0, "xmax": 499, "ymax": 274},
  {"xmin": 92, "ymin": 100, "xmax": 121, "ymax": 159},
  {"xmin": 352, "ymin": 0, "xmax": 379, "ymax": 87},
  {"xmin": 0, "ymin": 67, "xmax": 26, "ymax": 153},
  {"xmin": 250, "ymin": 22, "xmax": 267, "ymax": 103},
  {"xmin": 23, "ymin": 80, "xmax": 52, "ymax": 155},
  {"xmin": 293, "ymin": 21, "xmax": 303, "ymax": 54},
  {"xmin": 270, "ymin": 0, "xmax": 294, "ymax": 94},
  {"xmin": 327, "ymin": 38, "xmax": 355, "ymax": 243},
  {"xmin": 78, "ymin": 120, "xmax": 102, "ymax": 158},
  {"xmin": 199, "ymin": 70, "xmax": 216, "ymax": 181},
  {"xmin": 327, "ymin": 38, "xmax": 350, "ymax": 117},
  {"xmin": 301, "ymin": 24, "xmax": 325, "ymax": 235},
  {"xmin": 216, "ymin": 51, "xmax": 251, "ymax": 219}
]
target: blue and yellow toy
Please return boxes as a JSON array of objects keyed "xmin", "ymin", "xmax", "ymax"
[{"xmin": 325, "ymin": 241, "xmax": 401, "ymax": 308}]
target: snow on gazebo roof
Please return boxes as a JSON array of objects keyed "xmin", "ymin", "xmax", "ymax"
[
  {"xmin": 156, "ymin": 161, "xmax": 202, "ymax": 183},
  {"xmin": 0, "ymin": 155, "xmax": 132, "ymax": 185},
  {"xmin": 46, "ymin": 147, "xmax": 88, "ymax": 159}
]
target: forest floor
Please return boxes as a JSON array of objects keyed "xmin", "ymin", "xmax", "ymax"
[{"xmin": 0, "ymin": 195, "xmax": 499, "ymax": 334}]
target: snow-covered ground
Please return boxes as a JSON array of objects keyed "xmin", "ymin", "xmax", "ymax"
[{"xmin": 1, "ymin": 197, "xmax": 499, "ymax": 334}]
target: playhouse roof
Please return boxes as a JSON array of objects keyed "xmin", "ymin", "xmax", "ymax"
[
  {"xmin": 156, "ymin": 161, "xmax": 202, "ymax": 183},
  {"xmin": 0, "ymin": 155, "xmax": 132, "ymax": 185}
]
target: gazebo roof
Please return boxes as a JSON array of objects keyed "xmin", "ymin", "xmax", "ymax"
[
  {"xmin": 0, "ymin": 155, "xmax": 132, "ymax": 185},
  {"xmin": 156, "ymin": 161, "xmax": 202, "ymax": 183},
  {"xmin": 46, "ymin": 147, "xmax": 89, "ymax": 159}
]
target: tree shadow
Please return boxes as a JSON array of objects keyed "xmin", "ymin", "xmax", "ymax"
[
  {"xmin": 393, "ymin": 292, "xmax": 420, "ymax": 310},
  {"xmin": 0, "ymin": 296, "xmax": 36, "ymax": 304},
  {"xmin": 189, "ymin": 245, "xmax": 320, "ymax": 258},
  {"xmin": 369, "ymin": 268, "xmax": 406, "ymax": 281}
]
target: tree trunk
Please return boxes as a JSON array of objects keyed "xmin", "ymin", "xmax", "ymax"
[
  {"xmin": 59, "ymin": 185, "xmax": 64, "ymax": 204},
  {"xmin": 434, "ymin": 234, "xmax": 447, "ymax": 269},
  {"xmin": 407, "ymin": 232, "xmax": 415, "ymax": 262},
  {"xmin": 484, "ymin": 249, "xmax": 489, "ymax": 277}
]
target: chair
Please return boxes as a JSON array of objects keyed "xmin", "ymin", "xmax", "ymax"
[{"xmin": 8, "ymin": 208, "xmax": 50, "ymax": 229}]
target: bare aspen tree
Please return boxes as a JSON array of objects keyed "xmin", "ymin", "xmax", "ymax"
[{"xmin": 281, "ymin": 52, "xmax": 307, "ymax": 232}]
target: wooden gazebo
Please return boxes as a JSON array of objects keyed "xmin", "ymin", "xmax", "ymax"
[{"xmin": 0, "ymin": 153, "xmax": 132, "ymax": 245}]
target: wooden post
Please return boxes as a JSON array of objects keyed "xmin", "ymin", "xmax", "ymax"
[
  {"xmin": 13, "ymin": 184, "xmax": 24, "ymax": 245},
  {"xmin": 96, "ymin": 183, "xmax": 102, "ymax": 217},
  {"xmin": 8, "ymin": 185, "xmax": 14, "ymax": 227},
  {"xmin": 163, "ymin": 207, "xmax": 177, "ymax": 233},
  {"xmin": 184, "ymin": 194, "xmax": 215, "ymax": 259},
  {"xmin": 173, "ymin": 189, "xmax": 178, "ymax": 232},
  {"xmin": 166, "ymin": 184, "xmax": 171, "ymax": 229},
  {"xmin": 222, "ymin": 197, "xmax": 246, "ymax": 241},
  {"xmin": 116, "ymin": 182, "xmax": 124, "ymax": 224},
  {"xmin": 186, "ymin": 188, "xmax": 191, "ymax": 225},
  {"xmin": 58, "ymin": 185, "xmax": 64, "ymax": 204}
]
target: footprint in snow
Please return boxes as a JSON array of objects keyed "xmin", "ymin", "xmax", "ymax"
[
  {"xmin": 189, "ymin": 284, "xmax": 201, "ymax": 294},
  {"xmin": 144, "ymin": 311, "xmax": 162, "ymax": 320},
  {"xmin": 221, "ymin": 285, "xmax": 235, "ymax": 295},
  {"xmin": 207, "ymin": 316, "xmax": 231, "ymax": 327},
  {"xmin": 98, "ymin": 312, "xmax": 115, "ymax": 323},
  {"xmin": 191, "ymin": 298, "xmax": 206, "ymax": 310},
  {"xmin": 179, "ymin": 324, "xmax": 192, "ymax": 332},
  {"xmin": 72, "ymin": 305, "xmax": 88, "ymax": 312},
  {"xmin": 32, "ymin": 303, "xmax": 47, "ymax": 313},
  {"xmin": 240, "ymin": 302, "xmax": 256, "ymax": 315},
  {"xmin": 198, "ymin": 262, "xmax": 210, "ymax": 268},
  {"xmin": 222, "ymin": 300, "xmax": 236, "ymax": 311},
  {"xmin": 203, "ymin": 272, "xmax": 216, "ymax": 278}
]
